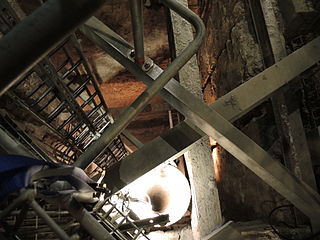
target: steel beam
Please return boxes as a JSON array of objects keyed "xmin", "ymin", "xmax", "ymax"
[
  {"xmin": 0, "ymin": 190, "xmax": 35, "ymax": 219},
  {"xmin": 74, "ymin": 0, "xmax": 205, "ymax": 169},
  {"xmin": 0, "ymin": 190, "xmax": 70, "ymax": 240},
  {"xmin": 203, "ymin": 222, "xmax": 244, "ymax": 240},
  {"xmin": 89, "ymin": 23, "xmax": 320, "ymax": 227},
  {"xmin": 105, "ymin": 92, "xmax": 320, "ymax": 229},
  {"xmin": 81, "ymin": 18, "xmax": 320, "ymax": 175},
  {"xmin": 0, "ymin": 127, "xmax": 34, "ymax": 157},
  {"xmin": 30, "ymin": 200, "xmax": 70, "ymax": 240},
  {"xmin": 0, "ymin": 0, "xmax": 106, "ymax": 97},
  {"xmin": 251, "ymin": 0, "xmax": 317, "ymax": 190},
  {"xmin": 65, "ymin": 198, "xmax": 116, "ymax": 240},
  {"xmin": 81, "ymin": 18, "xmax": 320, "ymax": 123},
  {"xmin": 104, "ymin": 121, "xmax": 203, "ymax": 192},
  {"xmin": 122, "ymin": 130, "xmax": 144, "ymax": 149},
  {"xmin": 80, "ymin": 13, "xmax": 320, "ymax": 229}
]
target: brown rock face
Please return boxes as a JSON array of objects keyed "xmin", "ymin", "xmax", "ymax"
[{"xmin": 197, "ymin": 0, "xmax": 294, "ymax": 223}]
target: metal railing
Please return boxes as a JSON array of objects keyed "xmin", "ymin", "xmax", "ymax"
[
  {"xmin": 0, "ymin": 1, "xmax": 127, "ymax": 168},
  {"xmin": 74, "ymin": 0, "xmax": 206, "ymax": 169},
  {"xmin": 0, "ymin": 0, "xmax": 205, "ymax": 239},
  {"xmin": 9, "ymin": 36, "xmax": 128, "ymax": 167}
]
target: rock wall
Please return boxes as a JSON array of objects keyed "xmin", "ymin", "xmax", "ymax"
[{"xmin": 197, "ymin": 0, "xmax": 294, "ymax": 223}]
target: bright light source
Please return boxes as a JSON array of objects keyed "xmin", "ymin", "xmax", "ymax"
[{"xmin": 123, "ymin": 164, "xmax": 191, "ymax": 226}]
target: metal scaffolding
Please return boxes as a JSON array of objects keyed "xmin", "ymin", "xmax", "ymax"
[
  {"xmin": 0, "ymin": 0, "xmax": 127, "ymax": 170},
  {"xmin": 0, "ymin": 0, "xmax": 204, "ymax": 239},
  {"xmin": 1, "ymin": 0, "xmax": 320, "ymax": 239}
]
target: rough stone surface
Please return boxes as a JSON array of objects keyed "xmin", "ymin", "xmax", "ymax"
[
  {"xmin": 171, "ymin": 0, "xmax": 223, "ymax": 239},
  {"xmin": 197, "ymin": 0, "xmax": 298, "ymax": 223},
  {"xmin": 184, "ymin": 139, "xmax": 223, "ymax": 239},
  {"xmin": 147, "ymin": 226, "xmax": 193, "ymax": 240},
  {"xmin": 261, "ymin": 0, "xmax": 317, "ymax": 191},
  {"xmin": 80, "ymin": 1, "xmax": 170, "ymax": 83},
  {"xmin": 260, "ymin": 0, "xmax": 287, "ymax": 61},
  {"xmin": 198, "ymin": 0, "xmax": 264, "ymax": 105}
]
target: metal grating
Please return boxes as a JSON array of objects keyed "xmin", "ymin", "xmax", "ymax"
[
  {"xmin": 91, "ymin": 194, "xmax": 169, "ymax": 240},
  {"xmin": 1, "ymin": 190, "xmax": 169, "ymax": 240},
  {"xmin": 0, "ymin": 1, "xmax": 127, "ymax": 169},
  {"xmin": 9, "ymin": 36, "xmax": 128, "ymax": 168}
]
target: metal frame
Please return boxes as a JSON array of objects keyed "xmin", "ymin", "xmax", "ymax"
[
  {"xmin": 248, "ymin": 0, "xmax": 317, "ymax": 190},
  {"xmin": 73, "ymin": 0, "xmax": 206, "ymax": 169},
  {"xmin": 0, "ymin": 114, "xmax": 52, "ymax": 161},
  {"xmin": 0, "ymin": 0, "xmax": 106, "ymax": 96},
  {"xmin": 0, "ymin": 190, "xmax": 71, "ymax": 240},
  {"xmin": 130, "ymin": 0, "xmax": 145, "ymax": 64},
  {"xmin": 0, "ymin": 2, "xmax": 128, "ymax": 168},
  {"xmin": 0, "ymin": 1, "xmax": 206, "ymax": 239},
  {"xmin": 1, "ymin": 0, "xmax": 320, "ymax": 237},
  {"xmin": 79, "ymin": 9, "xmax": 320, "ymax": 231},
  {"xmin": 64, "ymin": 198, "xmax": 117, "ymax": 240}
]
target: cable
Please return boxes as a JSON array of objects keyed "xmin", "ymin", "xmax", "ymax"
[{"xmin": 268, "ymin": 205, "xmax": 320, "ymax": 240}]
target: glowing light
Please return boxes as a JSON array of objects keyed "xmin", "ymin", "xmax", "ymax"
[
  {"xmin": 209, "ymin": 137, "xmax": 221, "ymax": 182},
  {"xmin": 212, "ymin": 145, "xmax": 221, "ymax": 182},
  {"xmin": 123, "ymin": 164, "xmax": 191, "ymax": 226}
]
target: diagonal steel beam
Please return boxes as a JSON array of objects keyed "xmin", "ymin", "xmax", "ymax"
[
  {"xmin": 81, "ymin": 17, "xmax": 320, "ymax": 124},
  {"xmin": 75, "ymin": 0, "xmax": 205, "ymax": 169},
  {"xmin": 0, "ymin": 0, "xmax": 106, "ymax": 97},
  {"xmin": 105, "ymin": 120, "xmax": 204, "ymax": 192},
  {"xmin": 84, "ymin": 21, "xmax": 320, "ymax": 228},
  {"xmin": 82, "ymin": 17, "xmax": 320, "ymax": 173}
]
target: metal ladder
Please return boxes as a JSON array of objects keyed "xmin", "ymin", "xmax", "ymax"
[{"xmin": 0, "ymin": 1, "xmax": 127, "ymax": 171}]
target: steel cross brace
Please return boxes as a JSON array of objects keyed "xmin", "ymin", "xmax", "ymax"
[
  {"xmin": 0, "ymin": 0, "xmax": 107, "ymax": 97},
  {"xmin": 80, "ymin": 17, "xmax": 320, "ymax": 229}
]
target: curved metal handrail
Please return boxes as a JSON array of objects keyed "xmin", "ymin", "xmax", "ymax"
[{"xmin": 75, "ymin": 0, "xmax": 206, "ymax": 169}]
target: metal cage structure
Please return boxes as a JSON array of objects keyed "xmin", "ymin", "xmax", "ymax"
[
  {"xmin": 1, "ymin": 0, "xmax": 320, "ymax": 239},
  {"xmin": 0, "ymin": 0, "xmax": 127, "ymax": 170}
]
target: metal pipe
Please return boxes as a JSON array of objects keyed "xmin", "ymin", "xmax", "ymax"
[
  {"xmin": 70, "ymin": 35, "xmax": 110, "ymax": 112},
  {"xmin": 0, "ymin": 190, "xmax": 35, "ymax": 219},
  {"xmin": 13, "ymin": 205, "xmax": 29, "ymax": 232},
  {"xmin": 65, "ymin": 198, "xmax": 116, "ymax": 240},
  {"xmin": 0, "ymin": 127, "xmax": 34, "ymax": 157},
  {"xmin": 122, "ymin": 130, "xmax": 144, "ymax": 148},
  {"xmin": 75, "ymin": 0, "xmax": 205, "ymax": 169},
  {"xmin": 129, "ymin": 0, "xmax": 145, "ymax": 64},
  {"xmin": 0, "ymin": 0, "xmax": 106, "ymax": 97},
  {"xmin": 30, "ymin": 200, "xmax": 71, "ymax": 240}
]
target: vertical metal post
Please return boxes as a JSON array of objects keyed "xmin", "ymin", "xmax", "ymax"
[
  {"xmin": 66, "ymin": 198, "xmax": 116, "ymax": 240},
  {"xmin": 0, "ymin": 190, "xmax": 35, "ymax": 219},
  {"xmin": 75, "ymin": 0, "xmax": 205, "ymax": 169},
  {"xmin": 251, "ymin": 0, "xmax": 317, "ymax": 190},
  {"xmin": 122, "ymin": 129, "xmax": 144, "ymax": 148},
  {"xmin": 129, "ymin": 0, "xmax": 145, "ymax": 65},
  {"xmin": 30, "ymin": 200, "xmax": 71, "ymax": 240}
]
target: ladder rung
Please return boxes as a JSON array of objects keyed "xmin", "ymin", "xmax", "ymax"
[
  {"xmin": 30, "ymin": 86, "xmax": 53, "ymax": 107},
  {"xmin": 47, "ymin": 102, "xmax": 66, "ymax": 123},
  {"xmin": 87, "ymin": 104, "xmax": 103, "ymax": 118},
  {"xmin": 61, "ymin": 59, "xmax": 82, "ymax": 79},
  {"xmin": 36, "ymin": 95, "xmax": 56, "ymax": 113},
  {"xmin": 57, "ymin": 115, "xmax": 74, "ymax": 132},
  {"xmin": 56, "ymin": 58, "xmax": 70, "ymax": 73},
  {"xmin": 25, "ymin": 81, "xmax": 46, "ymax": 99},
  {"xmin": 72, "ymin": 76, "xmax": 91, "ymax": 97},
  {"xmin": 80, "ymin": 92, "xmax": 98, "ymax": 108}
]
